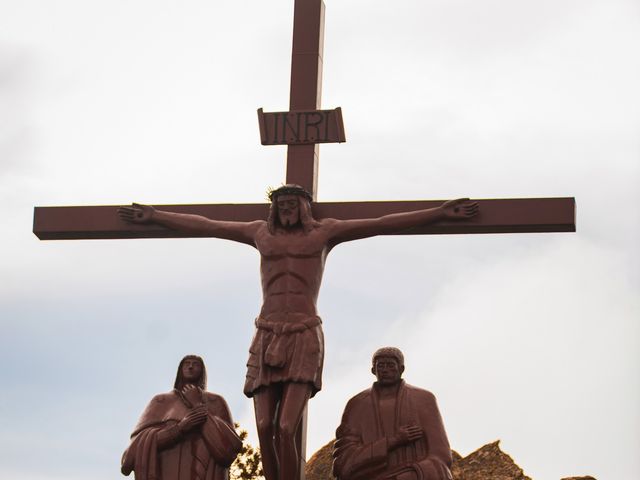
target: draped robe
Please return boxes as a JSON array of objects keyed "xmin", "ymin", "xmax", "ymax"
[
  {"xmin": 121, "ymin": 390, "xmax": 242, "ymax": 480},
  {"xmin": 333, "ymin": 381, "xmax": 452, "ymax": 480}
]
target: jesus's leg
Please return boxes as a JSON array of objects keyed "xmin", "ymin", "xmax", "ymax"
[
  {"xmin": 253, "ymin": 384, "xmax": 281, "ymax": 480},
  {"xmin": 276, "ymin": 382, "xmax": 312, "ymax": 480}
]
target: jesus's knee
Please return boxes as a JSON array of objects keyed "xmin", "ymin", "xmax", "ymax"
[
  {"xmin": 256, "ymin": 416, "xmax": 275, "ymax": 438},
  {"xmin": 276, "ymin": 416, "xmax": 298, "ymax": 443}
]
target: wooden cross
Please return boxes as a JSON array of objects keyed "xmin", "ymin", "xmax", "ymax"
[
  {"xmin": 33, "ymin": 0, "xmax": 575, "ymax": 240},
  {"xmin": 32, "ymin": 1, "xmax": 574, "ymax": 478}
]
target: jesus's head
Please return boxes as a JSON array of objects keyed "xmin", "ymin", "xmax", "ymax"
[{"xmin": 267, "ymin": 184, "xmax": 317, "ymax": 233}]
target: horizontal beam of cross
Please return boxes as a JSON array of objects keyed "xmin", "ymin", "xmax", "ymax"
[{"xmin": 33, "ymin": 197, "xmax": 575, "ymax": 240}]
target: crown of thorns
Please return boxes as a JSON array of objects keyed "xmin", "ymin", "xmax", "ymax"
[{"xmin": 267, "ymin": 184, "xmax": 313, "ymax": 202}]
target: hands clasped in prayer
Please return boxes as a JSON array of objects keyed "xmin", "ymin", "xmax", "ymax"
[{"xmin": 179, "ymin": 384, "xmax": 208, "ymax": 434}]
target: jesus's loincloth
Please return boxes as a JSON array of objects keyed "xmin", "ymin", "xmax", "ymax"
[{"xmin": 243, "ymin": 314, "xmax": 324, "ymax": 398}]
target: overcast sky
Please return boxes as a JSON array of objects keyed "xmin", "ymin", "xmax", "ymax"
[{"xmin": 1, "ymin": 1, "xmax": 639, "ymax": 479}]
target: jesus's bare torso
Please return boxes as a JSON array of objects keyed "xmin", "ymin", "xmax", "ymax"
[{"xmin": 254, "ymin": 222, "xmax": 331, "ymax": 321}]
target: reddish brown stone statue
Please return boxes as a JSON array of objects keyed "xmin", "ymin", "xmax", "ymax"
[
  {"xmin": 333, "ymin": 347, "xmax": 452, "ymax": 480},
  {"xmin": 121, "ymin": 355, "xmax": 242, "ymax": 480},
  {"xmin": 118, "ymin": 186, "xmax": 476, "ymax": 480}
]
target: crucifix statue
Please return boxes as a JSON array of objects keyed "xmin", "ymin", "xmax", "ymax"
[
  {"xmin": 33, "ymin": 1, "xmax": 575, "ymax": 480},
  {"xmin": 117, "ymin": 188, "xmax": 476, "ymax": 480}
]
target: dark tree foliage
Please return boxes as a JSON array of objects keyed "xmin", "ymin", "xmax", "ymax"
[{"xmin": 230, "ymin": 424, "xmax": 264, "ymax": 480}]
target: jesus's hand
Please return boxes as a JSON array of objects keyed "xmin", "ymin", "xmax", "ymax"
[
  {"xmin": 440, "ymin": 198, "xmax": 479, "ymax": 220},
  {"xmin": 117, "ymin": 203, "xmax": 156, "ymax": 224}
]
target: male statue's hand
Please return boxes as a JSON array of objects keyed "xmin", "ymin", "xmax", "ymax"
[
  {"xmin": 182, "ymin": 384, "xmax": 204, "ymax": 407},
  {"xmin": 440, "ymin": 198, "xmax": 479, "ymax": 220},
  {"xmin": 117, "ymin": 203, "xmax": 155, "ymax": 224},
  {"xmin": 178, "ymin": 405, "xmax": 208, "ymax": 433},
  {"xmin": 390, "ymin": 425, "xmax": 424, "ymax": 449}
]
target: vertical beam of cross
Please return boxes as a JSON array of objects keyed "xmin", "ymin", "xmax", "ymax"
[
  {"xmin": 286, "ymin": 0, "xmax": 325, "ymax": 199},
  {"xmin": 286, "ymin": 4, "xmax": 323, "ymax": 476}
]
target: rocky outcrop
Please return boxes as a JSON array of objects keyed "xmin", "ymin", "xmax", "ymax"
[
  {"xmin": 560, "ymin": 477, "xmax": 597, "ymax": 480},
  {"xmin": 305, "ymin": 441, "xmax": 335, "ymax": 480},
  {"xmin": 450, "ymin": 440, "xmax": 530, "ymax": 480},
  {"xmin": 304, "ymin": 440, "xmax": 595, "ymax": 480}
]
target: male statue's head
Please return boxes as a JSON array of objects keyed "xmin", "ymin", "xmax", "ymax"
[
  {"xmin": 174, "ymin": 354, "xmax": 207, "ymax": 391},
  {"xmin": 371, "ymin": 347, "xmax": 405, "ymax": 386},
  {"xmin": 267, "ymin": 184, "xmax": 316, "ymax": 233}
]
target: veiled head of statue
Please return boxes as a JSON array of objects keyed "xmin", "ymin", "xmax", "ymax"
[{"xmin": 174, "ymin": 354, "xmax": 207, "ymax": 390}]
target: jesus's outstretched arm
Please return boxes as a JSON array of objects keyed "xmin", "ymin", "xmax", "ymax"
[
  {"xmin": 326, "ymin": 198, "xmax": 478, "ymax": 246},
  {"xmin": 118, "ymin": 203, "xmax": 261, "ymax": 246}
]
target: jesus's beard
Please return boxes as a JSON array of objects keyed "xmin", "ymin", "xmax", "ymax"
[{"xmin": 279, "ymin": 214, "xmax": 299, "ymax": 228}]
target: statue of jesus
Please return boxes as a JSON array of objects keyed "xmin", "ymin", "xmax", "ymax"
[{"xmin": 118, "ymin": 185, "xmax": 477, "ymax": 480}]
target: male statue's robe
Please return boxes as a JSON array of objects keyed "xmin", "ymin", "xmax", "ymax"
[
  {"xmin": 333, "ymin": 381, "xmax": 452, "ymax": 480},
  {"xmin": 121, "ymin": 390, "xmax": 241, "ymax": 480}
]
